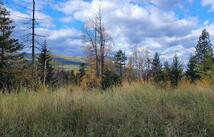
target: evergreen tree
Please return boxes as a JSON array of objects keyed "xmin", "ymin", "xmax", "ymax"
[
  {"xmin": 144, "ymin": 58, "xmax": 152, "ymax": 81},
  {"xmin": 185, "ymin": 55, "xmax": 201, "ymax": 83},
  {"xmin": 101, "ymin": 69, "xmax": 120, "ymax": 89},
  {"xmin": 202, "ymin": 53, "xmax": 214, "ymax": 79},
  {"xmin": 195, "ymin": 29, "xmax": 213, "ymax": 72},
  {"xmin": 70, "ymin": 70, "xmax": 76, "ymax": 85},
  {"xmin": 160, "ymin": 61, "xmax": 171, "ymax": 88},
  {"xmin": 79, "ymin": 63, "xmax": 86, "ymax": 78},
  {"xmin": 77, "ymin": 63, "xmax": 86, "ymax": 86},
  {"xmin": 162, "ymin": 61, "xmax": 170, "ymax": 81},
  {"xmin": 37, "ymin": 40, "xmax": 55, "ymax": 86},
  {"xmin": 170, "ymin": 55, "xmax": 183, "ymax": 87},
  {"xmin": 0, "ymin": 3, "xmax": 24, "ymax": 90},
  {"xmin": 151, "ymin": 52, "xmax": 163, "ymax": 84},
  {"xmin": 114, "ymin": 49, "xmax": 127, "ymax": 82}
]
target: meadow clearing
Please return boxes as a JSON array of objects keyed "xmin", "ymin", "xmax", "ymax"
[{"xmin": 0, "ymin": 82, "xmax": 214, "ymax": 137}]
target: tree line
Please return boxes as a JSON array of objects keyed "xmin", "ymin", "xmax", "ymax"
[
  {"xmin": 82, "ymin": 4, "xmax": 214, "ymax": 89},
  {"xmin": 0, "ymin": 2, "xmax": 214, "ymax": 92}
]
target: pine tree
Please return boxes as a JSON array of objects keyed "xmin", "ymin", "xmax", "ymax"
[
  {"xmin": 79, "ymin": 63, "xmax": 86, "ymax": 78},
  {"xmin": 37, "ymin": 40, "xmax": 55, "ymax": 86},
  {"xmin": 77, "ymin": 63, "xmax": 86, "ymax": 86},
  {"xmin": 144, "ymin": 58, "xmax": 152, "ymax": 81},
  {"xmin": 202, "ymin": 53, "xmax": 214, "ymax": 79},
  {"xmin": 0, "ymin": 3, "xmax": 24, "ymax": 90},
  {"xmin": 195, "ymin": 29, "xmax": 213, "ymax": 72},
  {"xmin": 163, "ymin": 61, "xmax": 170, "ymax": 81},
  {"xmin": 70, "ymin": 70, "xmax": 76, "ymax": 85},
  {"xmin": 101, "ymin": 69, "xmax": 120, "ymax": 89},
  {"xmin": 185, "ymin": 55, "xmax": 201, "ymax": 83},
  {"xmin": 114, "ymin": 49, "xmax": 127, "ymax": 82},
  {"xmin": 170, "ymin": 55, "xmax": 183, "ymax": 87},
  {"xmin": 160, "ymin": 61, "xmax": 171, "ymax": 88},
  {"xmin": 151, "ymin": 52, "xmax": 163, "ymax": 84}
]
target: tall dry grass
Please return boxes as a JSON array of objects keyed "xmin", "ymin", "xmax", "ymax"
[{"xmin": 0, "ymin": 82, "xmax": 214, "ymax": 137}]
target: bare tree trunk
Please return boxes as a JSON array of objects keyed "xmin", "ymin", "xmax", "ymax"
[
  {"xmin": 94, "ymin": 27, "xmax": 99, "ymax": 77},
  {"xmin": 120, "ymin": 62, "xmax": 122, "ymax": 79},
  {"xmin": 119, "ymin": 62, "xmax": 123, "ymax": 84},
  {"xmin": 42, "ymin": 47, "xmax": 47, "ymax": 86},
  {"xmin": 43, "ymin": 59, "xmax": 47, "ymax": 86},
  {"xmin": 1, "ymin": 30, "xmax": 4, "ymax": 63},
  {"xmin": 98, "ymin": 9, "xmax": 105, "ymax": 80},
  {"xmin": 31, "ymin": 0, "xmax": 36, "ymax": 90},
  {"xmin": 32, "ymin": 0, "xmax": 35, "ymax": 66},
  {"xmin": 84, "ymin": 1, "xmax": 111, "ymax": 81},
  {"xmin": 100, "ymin": 39, "xmax": 104, "ymax": 79}
]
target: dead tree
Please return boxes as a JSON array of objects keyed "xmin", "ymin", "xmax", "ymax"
[
  {"xmin": 32, "ymin": 0, "xmax": 35, "ymax": 66},
  {"xmin": 83, "ymin": 3, "xmax": 112, "ymax": 80}
]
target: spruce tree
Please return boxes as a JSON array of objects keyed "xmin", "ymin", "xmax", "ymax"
[
  {"xmin": 70, "ymin": 70, "xmax": 76, "ymax": 85},
  {"xmin": 77, "ymin": 63, "xmax": 86, "ymax": 86},
  {"xmin": 0, "ymin": 3, "xmax": 24, "ymax": 90},
  {"xmin": 170, "ymin": 55, "xmax": 183, "ymax": 87},
  {"xmin": 114, "ymin": 49, "xmax": 127, "ymax": 82},
  {"xmin": 195, "ymin": 29, "xmax": 213, "ymax": 72},
  {"xmin": 37, "ymin": 40, "xmax": 55, "ymax": 86},
  {"xmin": 101, "ymin": 69, "xmax": 120, "ymax": 89},
  {"xmin": 144, "ymin": 58, "xmax": 152, "ymax": 81},
  {"xmin": 202, "ymin": 53, "xmax": 214, "ymax": 79},
  {"xmin": 185, "ymin": 55, "xmax": 201, "ymax": 83},
  {"xmin": 79, "ymin": 63, "xmax": 86, "ymax": 78},
  {"xmin": 162, "ymin": 61, "xmax": 170, "ymax": 82},
  {"xmin": 151, "ymin": 52, "xmax": 163, "ymax": 84}
]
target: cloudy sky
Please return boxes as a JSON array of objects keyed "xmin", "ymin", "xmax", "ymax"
[{"xmin": 3, "ymin": 0, "xmax": 214, "ymax": 62}]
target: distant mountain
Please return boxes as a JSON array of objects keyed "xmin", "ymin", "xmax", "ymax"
[
  {"xmin": 52, "ymin": 55, "xmax": 86, "ymax": 65},
  {"xmin": 24, "ymin": 53, "xmax": 87, "ymax": 71},
  {"xmin": 53, "ymin": 57, "xmax": 82, "ymax": 65}
]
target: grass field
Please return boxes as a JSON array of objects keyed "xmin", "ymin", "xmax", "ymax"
[{"xmin": 0, "ymin": 83, "xmax": 214, "ymax": 137}]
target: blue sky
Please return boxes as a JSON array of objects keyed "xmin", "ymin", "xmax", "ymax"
[{"xmin": 3, "ymin": 0, "xmax": 214, "ymax": 63}]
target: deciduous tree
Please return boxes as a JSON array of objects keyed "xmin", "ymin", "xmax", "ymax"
[{"xmin": 83, "ymin": 2, "xmax": 112, "ymax": 81}]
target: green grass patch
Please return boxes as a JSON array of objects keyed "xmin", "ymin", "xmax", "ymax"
[{"xmin": 0, "ymin": 84, "xmax": 214, "ymax": 137}]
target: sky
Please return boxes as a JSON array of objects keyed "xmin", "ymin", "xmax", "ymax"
[{"xmin": 3, "ymin": 0, "xmax": 214, "ymax": 63}]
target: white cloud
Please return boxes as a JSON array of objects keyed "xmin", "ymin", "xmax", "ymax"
[
  {"xmin": 35, "ymin": 11, "xmax": 54, "ymax": 28},
  {"xmin": 201, "ymin": 0, "xmax": 214, "ymax": 11},
  {"xmin": 54, "ymin": 0, "xmax": 91, "ymax": 17},
  {"xmin": 60, "ymin": 16, "xmax": 73, "ymax": 23},
  {"xmin": 36, "ymin": 28, "xmax": 83, "ymax": 55},
  {"xmin": 48, "ymin": 29, "xmax": 80, "ymax": 40},
  {"xmin": 6, "ymin": 0, "xmax": 214, "ymax": 62},
  {"xmin": 53, "ymin": 0, "xmax": 200, "ymax": 61}
]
